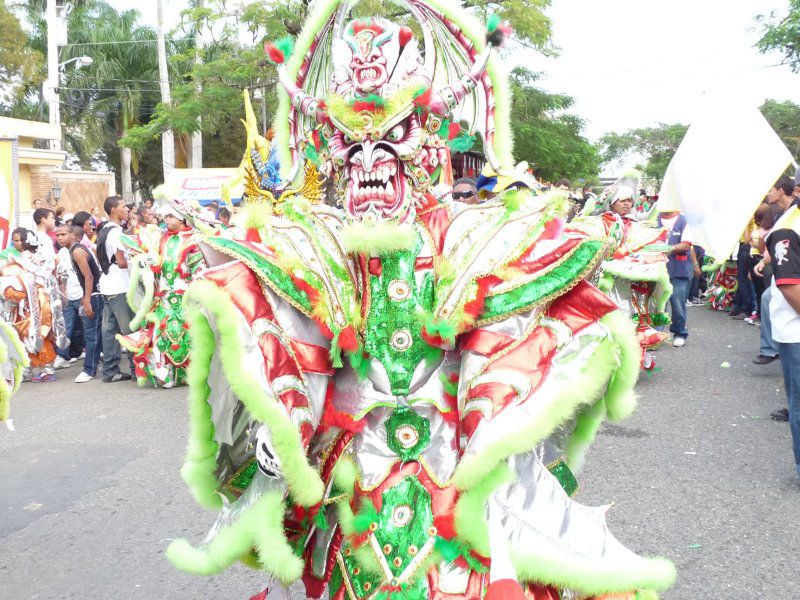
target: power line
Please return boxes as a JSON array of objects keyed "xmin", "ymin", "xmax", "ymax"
[{"xmin": 59, "ymin": 38, "xmax": 194, "ymax": 48}]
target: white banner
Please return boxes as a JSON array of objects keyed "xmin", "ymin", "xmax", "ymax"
[{"xmin": 657, "ymin": 100, "xmax": 794, "ymax": 261}]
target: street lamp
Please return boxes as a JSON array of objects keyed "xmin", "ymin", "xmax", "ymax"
[{"xmin": 58, "ymin": 56, "xmax": 93, "ymax": 69}]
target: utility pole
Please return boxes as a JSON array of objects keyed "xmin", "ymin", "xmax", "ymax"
[
  {"xmin": 157, "ymin": 0, "xmax": 175, "ymax": 180},
  {"xmin": 46, "ymin": 0, "xmax": 60, "ymax": 151},
  {"xmin": 190, "ymin": 0, "xmax": 204, "ymax": 168}
]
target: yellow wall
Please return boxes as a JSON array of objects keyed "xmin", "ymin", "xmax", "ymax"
[{"xmin": 19, "ymin": 166, "xmax": 31, "ymax": 212}]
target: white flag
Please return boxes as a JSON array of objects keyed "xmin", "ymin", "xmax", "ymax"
[{"xmin": 657, "ymin": 100, "xmax": 794, "ymax": 261}]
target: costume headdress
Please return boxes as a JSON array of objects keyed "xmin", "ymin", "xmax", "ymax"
[{"xmin": 267, "ymin": 0, "xmax": 514, "ymax": 224}]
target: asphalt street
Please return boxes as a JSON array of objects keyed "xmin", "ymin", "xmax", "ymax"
[{"xmin": 1, "ymin": 306, "xmax": 798, "ymax": 599}]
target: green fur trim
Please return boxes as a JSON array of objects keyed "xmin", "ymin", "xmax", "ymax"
[
  {"xmin": 183, "ymin": 280, "xmax": 324, "ymax": 507},
  {"xmin": 454, "ymin": 463, "xmax": 513, "ymax": 555},
  {"xmin": 564, "ymin": 390, "xmax": 607, "ymax": 473},
  {"xmin": 182, "ymin": 297, "xmax": 223, "ymax": 509},
  {"xmin": 277, "ymin": 0, "xmax": 346, "ymax": 181},
  {"xmin": 452, "ymin": 308, "xmax": 639, "ymax": 491},
  {"xmin": 340, "ymin": 221, "xmax": 416, "ymax": 255},
  {"xmin": 127, "ymin": 255, "xmax": 155, "ymax": 331},
  {"xmin": 166, "ymin": 488, "xmax": 304, "ymax": 583},
  {"xmin": 510, "ymin": 548, "xmax": 676, "ymax": 595},
  {"xmin": 0, "ymin": 321, "xmax": 27, "ymax": 421},
  {"xmin": 500, "ymin": 189, "xmax": 525, "ymax": 212},
  {"xmin": 273, "ymin": 36, "xmax": 295, "ymax": 63},
  {"xmin": 240, "ymin": 201, "xmax": 273, "ymax": 230},
  {"xmin": 601, "ymin": 309, "xmax": 641, "ymax": 422},
  {"xmin": 424, "ymin": 315, "xmax": 457, "ymax": 344}
]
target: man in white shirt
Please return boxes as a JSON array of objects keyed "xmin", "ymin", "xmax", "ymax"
[
  {"xmin": 97, "ymin": 196, "xmax": 134, "ymax": 383},
  {"xmin": 765, "ymin": 203, "xmax": 800, "ymax": 479},
  {"xmin": 54, "ymin": 225, "xmax": 85, "ymax": 369},
  {"xmin": 32, "ymin": 207, "xmax": 57, "ymax": 273}
]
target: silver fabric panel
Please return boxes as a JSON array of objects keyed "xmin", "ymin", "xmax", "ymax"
[
  {"xmin": 489, "ymin": 451, "xmax": 642, "ymax": 566},
  {"xmin": 204, "ymin": 470, "xmax": 287, "ymax": 543},
  {"xmin": 264, "ymin": 286, "xmax": 329, "ymax": 346},
  {"xmin": 351, "ymin": 403, "xmax": 458, "ymax": 489},
  {"xmin": 462, "ymin": 322, "xmax": 609, "ymax": 462}
]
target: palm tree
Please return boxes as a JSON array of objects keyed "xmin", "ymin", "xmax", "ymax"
[{"xmin": 60, "ymin": 2, "xmax": 160, "ymax": 201}]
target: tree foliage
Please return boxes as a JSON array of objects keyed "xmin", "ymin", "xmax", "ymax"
[
  {"xmin": 509, "ymin": 68, "xmax": 600, "ymax": 182},
  {"xmin": 599, "ymin": 123, "xmax": 688, "ymax": 182},
  {"xmin": 0, "ymin": 0, "xmax": 44, "ymax": 115},
  {"xmin": 756, "ymin": 0, "xmax": 800, "ymax": 72},
  {"xmin": 122, "ymin": 0, "xmax": 559, "ymax": 166},
  {"xmin": 759, "ymin": 98, "xmax": 800, "ymax": 162}
]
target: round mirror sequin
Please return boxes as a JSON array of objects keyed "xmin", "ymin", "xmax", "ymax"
[
  {"xmin": 390, "ymin": 329, "xmax": 413, "ymax": 351},
  {"xmin": 395, "ymin": 424, "xmax": 419, "ymax": 449},
  {"xmin": 388, "ymin": 279, "xmax": 411, "ymax": 301},
  {"xmin": 391, "ymin": 504, "xmax": 413, "ymax": 527}
]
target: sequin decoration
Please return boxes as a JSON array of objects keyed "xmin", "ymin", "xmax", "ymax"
[
  {"xmin": 391, "ymin": 504, "xmax": 413, "ymax": 527},
  {"xmin": 385, "ymin": 407, "xmax": 431, "ymax": 461},
  {"xmin": 376, "ymin": 476, "xmax": 433, "ymax": 578},
  {"xmin": 482, "ymin": 240, "xmax": 604, "ymax": 321},
  {"xmin": 548, "ymin": 459, "xmax": 579, "ymax": 497},
  {"xmin": 390, "ymin": 329, "xmax": 413, "ymax": 352},
  {"xmin": 388, "ymin": 279, "xmax": 411, "ymax": 301},
  {"xmin": 363, "ymin": 231, "xmax": 436, "ymax": 395}
]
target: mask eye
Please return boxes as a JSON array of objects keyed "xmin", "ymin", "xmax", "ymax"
[
  {"xmin": 344, "ymin": 134, "xmax": 353, "ymax": 144},
  {"xmin": 385, "ymin": 122, "xmax": 406, "ymax": 142}
]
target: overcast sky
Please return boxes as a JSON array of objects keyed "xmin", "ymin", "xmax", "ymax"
[{"xmin": 110, "ymin": 0, "xmax": 798, "ymax": 150}]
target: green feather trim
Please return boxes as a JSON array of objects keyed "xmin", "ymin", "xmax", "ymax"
[
  {"xmin": 454, "ymin": 463, "xmax": 513, "ymax": 556},
  {"xmin": 0, "ymin": 321, "xmax": 27, "ymax": 421},
  {"xmin": 274, "ymin": 36, "xmax": 294, "ymax": 63},
  {"xmin": 438, "ymin": 372, "xmax": 458, "ymax": 396},
  {"xmin": 340, "ymin": 221, "xmax": 416, "ymax": 255},
  {"xmin": 182, "ymin": 280, "xmax": 324, "ymax": 507},
  {"xmin": 347, "ymin": 348, "xmax": 370, "ymax": 379},
  {"xmin": 166, "ymin": 489, "xmax": 304, "ymax": 583},
  {"xmin": 486, "ymin": 13, "xmax": 501, "ymax": 33},
  {"xmin": 351, "ymin": 502, "xmax": 380, "ymax": 533},
  {"xmin": 127, "ymin": 255, "xmax": 155, "ymax": 331},
  {"xmin": 304, "ymin": 143, "xmax": 321, "ymax": 167},
  {"xmin": 424, "ymin": 315, "xmax": 458, "ymax": 344},
  {"xmin": 447, "ymin": 134, "xmax": 475, "ymax": 153},
  {"xmin": 314, "ymin": 507, "xmax": 329, "ymax": 530}
]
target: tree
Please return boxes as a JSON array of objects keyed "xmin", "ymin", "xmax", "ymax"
[
  {"xmin": 59, "ymin": 2, "xmax": 162, "ymax": 200},
  {"xmin": 122, "ymin": 0, "xmax": 558, "ymax": 168},
  {"xmin": 0, "ymin": 0, "xmax": 44, "ymax": 115},
  {"xmin": 509, "ymin": 67, "xmax": 600, "ymax": 182},
  {"xmin": 756, "ymin": 0, "xmax": 800, "ymax": 72},
  {"xmin": 759, "ymin": 98, "xmax": 800, "ymax": 162},
  {"xmin": 599, "ymin": 123, "xmax": 688, "ymax": 182}
]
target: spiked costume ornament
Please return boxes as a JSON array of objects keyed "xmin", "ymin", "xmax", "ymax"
[{"xmin": 168, "ymin": 2, "xmax": 675, "ymax": 599}]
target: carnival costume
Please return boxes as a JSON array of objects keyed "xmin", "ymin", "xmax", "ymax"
[
  {"xmin": 167, "ymin": 2, "xmax": 675, "ymax": 599},
  {"xmin": 574, "ymin": 174, "xmax": 671, "ymax": 372},
  {"xmin": 0, "ymin": 320, "xmax": 28, "ymax": 422},
  {"xmin": 119, "ymin": 219, "xmax": 204, "ymax": 388},
  {"xmin": 703, "ymin": 260, "xmax": 737, "ymax": 311},
  {"xmin": 0, "ymin": 240, "xmax": 67, "ymax": 379}
]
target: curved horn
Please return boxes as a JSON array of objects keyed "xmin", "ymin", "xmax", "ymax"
[
  {"xmin": 429, "ymin": 47, "xmax": 491, "ymax": 116},
  {"xmin": 277, "ymin": 66, "xmax": 329, "ymax": 125}
]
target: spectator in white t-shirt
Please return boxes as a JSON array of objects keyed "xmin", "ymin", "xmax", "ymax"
[
  {"xmin": 97, "ymin": 196, "xmax": 134, "ymax": 383},
  {"xmin": 32, "ymin": 207, "xmax": 57, "ymax": 273}
]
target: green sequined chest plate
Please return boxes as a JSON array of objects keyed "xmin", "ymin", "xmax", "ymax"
[{"xmin": 363, "ymin": 236, "xmax": 435, "ymax": 396}]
